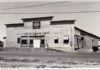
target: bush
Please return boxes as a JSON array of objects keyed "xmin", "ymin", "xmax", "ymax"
[{"xmin": 92, "ymin": 46, "xmax": 98, "ymax": 52}]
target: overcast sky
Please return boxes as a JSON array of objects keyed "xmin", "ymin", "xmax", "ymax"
[{"xmin": 0, "ymin": 1, "xmax": 100, "ymax": 41}]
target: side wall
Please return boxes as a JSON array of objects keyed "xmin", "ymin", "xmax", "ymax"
[{"xmin": 75, "ymin": 28, "xmax": 99, "ymax": 50}]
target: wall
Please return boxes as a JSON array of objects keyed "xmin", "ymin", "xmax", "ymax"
[
  {"xmin": 5, "ymin": 20, "xmax": 51, "ymax": 48},
  {"xmin": 5, "ymin": 19, "xmax": 75, "ymax": 52},
  {"xmin": 47, "ymin": 24, "xmax": 75, "ymax": 49},
  {"xmin": 6, "ymin": 27, "xmax": 23, "ymax": 47},
  {"xmin": 75, "ymin": 28, "xmax": 99, "ymax": 50},
  {"xmin": 24, "ymin": 21, "xmax": 50, "ymax": 30}
]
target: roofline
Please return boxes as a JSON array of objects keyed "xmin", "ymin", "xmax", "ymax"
[
  {"xmin": 5, "ymin": 23, "xmax": 24, "ymax": 27},
  {"xmin": 5, "ymin": 23, "xmax": 23, "ymax": 25},
  {"xmin": 75, "ymin": 27, "xmax": 100, "ymax": 39},
  {"xmin": 50, "ymin": 20, "xmax": 76, "ymax": 25},
  {"xmin": 22, "ymin": 16, "xmax": 54, "ymax": 22}
]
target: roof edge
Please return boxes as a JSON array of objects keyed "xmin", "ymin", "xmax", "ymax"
[
  {"xmin": 21, "ymin": 16, "xmax": 54, "ymax": 22},
  {"xmin": 51, "ymin": 20, "xmax": 76, "ymax": 25},
  {"xmin": 75, "ymin": 27, "xmax": 100, "ymax": 39},
  {"xmin": 5, "ymin": 23, "xmax": 24, "ymax": 27},
  {"xmin": 5, "ymin": 23, "xmax": 24, "ymax": 25}
]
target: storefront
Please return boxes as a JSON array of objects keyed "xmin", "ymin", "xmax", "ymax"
[{"xmin": 4, "ymin": 16, "xmax": 100, "ymax": 52}]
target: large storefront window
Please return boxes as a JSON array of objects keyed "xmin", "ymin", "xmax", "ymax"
[
  {"xmin": 20, "ymin": 35, "xmax": 45, "ymax": 48},
  {"xmin": 41, "ymin": 39, "xmax": 45, "ymax": 44},
  {"xmin": 21, "ymin": 39, "xmax": 27, "ymax": 44},
  {"xmin": 41, "ymin": 39, "xmax": 45, "ymax": 47},
  {"xmin": 21, "ymin": 39, "xmax": 28, "ymax": 47},
  {"xmin": 30, "ymin": 40, "xmax": 33, "ymax": 44}
]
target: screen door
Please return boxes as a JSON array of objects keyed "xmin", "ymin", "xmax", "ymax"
[{"xmin": 34, "ymin": 39, "xmax": 40, "ymax": 48}]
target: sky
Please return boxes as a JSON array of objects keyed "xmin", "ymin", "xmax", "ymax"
[{"xmin": 0, "ymin": 1, "xmax": 100, "ymax": 41}]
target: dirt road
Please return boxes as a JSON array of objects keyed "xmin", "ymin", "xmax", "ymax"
[{"xmin": 0, "ymin": 51, "xmax": 100, "ymax": 68}]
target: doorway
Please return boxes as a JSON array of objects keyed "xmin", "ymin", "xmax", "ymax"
[
  {"xmin": 34, "ymin": 39, "xmax": 41, "ymax": 48},
  {"xmin": 21, "ymin": 35, "xmax": 45, "ymax": 48}
]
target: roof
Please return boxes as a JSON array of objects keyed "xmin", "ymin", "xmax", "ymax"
[
  {"xmin": 22, "ymin": 16, "xmax": 54, "ymax": 22},
  {"xmin": 0, "ymin": 41, "xmax": 3, "ymax": 43},
  {"xmin": 75, "ymin": 27, "xmax": 100, "ymax": 39},
  {"xmin": 50, "ymin": 20, "xmax": 76, "ymax": 25},
  {"xmin": 5, "ymin": 23, "xmax": 24, "ymax": 27}
]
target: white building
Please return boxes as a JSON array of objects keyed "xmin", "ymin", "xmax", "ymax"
[{"xmin": 4, "ymin": 16, "xmax": 100, "ymax": 52}]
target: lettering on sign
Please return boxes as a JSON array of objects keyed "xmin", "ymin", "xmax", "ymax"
[{"xmin": 24, "ymin": 32, "xmax": 49, "ymax": 35}]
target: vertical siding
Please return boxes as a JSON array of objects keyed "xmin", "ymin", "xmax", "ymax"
[
  {"xmin": 5, "ymin": 19, "xmax": 75, "ymax": 52},
  {"xmin": 75, "ymin": 28, "xmax": 100, "ymax": 50},
  {"xmin": 48, "ymin": 24, "xmax": 74, "ymax": 49},
  {"xmin": 6, "ymin": 27, "xmax": 22, "ymax": 47},
  {"xmin": 41, "ymin": 21, "xmax": 50, "ymax": 29},
  {"xmin": 24, "ymin": 22, "xmax": 33, "ymax": 29}
]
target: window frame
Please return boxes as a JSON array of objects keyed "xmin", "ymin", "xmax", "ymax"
[
  {"xmin": 54, "ymin": 37, "xmax": 59, "ymax": 44},
  {"xmin": 17, "ymin": 38, "xmax": 20, "ymax": 43},
  {"xmin": 33, "ymin": 21, "xmax": 41, "ymax": 29},
  {"xmin": 63, "ymin": 36, "xmax": 69, "ymax": 44},
  {"xmin": 21, "ymin": 39, "xmax": 28, "ymax": 44}
]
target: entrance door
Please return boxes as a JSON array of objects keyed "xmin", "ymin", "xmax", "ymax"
[
  {"xmin": 81, "ymin": 37, "xmax": 84, "ymax": 48},
  {"xmin": 74, "ymin": 35, "xmax": 79, "ymax": 50},
  {"xmin": 34, "ymin": 39, "xmax": 40, "ymax": 48}
]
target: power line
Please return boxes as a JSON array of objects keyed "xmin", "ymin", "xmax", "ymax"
[
  {"xmin": 0, "ymin": 11, "xmax": 100, "ymax": 14},
  {"xmin": 0, "ymin": 1, "xmax": 69, "ymax": 10}
]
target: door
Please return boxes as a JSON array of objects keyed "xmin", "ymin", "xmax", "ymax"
[
  {"xmin": 74, "ymin": 35, "xmax": 80, "ymax": 50},
  {"xmin": 81, "ymin": 37, "xmax": 84, "ymax": 48},
  {"xmin": 34, "ymin": 39, "xmax": 40, "ymax": 48}
]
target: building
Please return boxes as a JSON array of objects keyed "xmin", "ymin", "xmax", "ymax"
[
  {"xmin": 0, "ymin": 41, "xmax": 3, "ymax": 48},
  {"xmin": 4, "ymin": 16, "xmax": 100, "ymax": 52}
]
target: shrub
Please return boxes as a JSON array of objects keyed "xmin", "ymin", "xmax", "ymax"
[{"xmin": 92, "ymin": 46, "xmax": 98, "ymax": 52}]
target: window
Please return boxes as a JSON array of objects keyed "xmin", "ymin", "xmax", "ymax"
[
  {"xmin": 29, "ymin": 39, "xmax": 33, "ymax": 47},
  {"xmin": 41, "ymin": 39, "xmax": 45, "ymax": 44},
  {"xmin": 41, "ymin": 39, "xmax": 45, "ymax": 47},
  {"xmin": 54, "ymin": 37, "xmax": 59, "ymax": 44},
  {"xmin": 63, "ymin": 36, "xmax": 69, "ymax": 44},
  {"xmin": 17, "ymin": 38, "xmax": 20, "ymax": 43},
  {"xmin": 98, "ymin": 41, "xmax": 100, "ymax": 46},
  {"xmin": 64, "ymin": 40, "xmax": 69, "ymax": 44},
  {"xmin": 81, "ymin": 37, "xmax": 84, "ymax": 40},
  {"xmin": 21, "ymin": 39, "xmax": 27, "ymax": 44},
  {"xmin": 33, "ymin": 21, "xmax": 41, "ymax": 29},
  {"xmin": 30, "ymin": 40, "xmax": 33, "ymax": 44}
]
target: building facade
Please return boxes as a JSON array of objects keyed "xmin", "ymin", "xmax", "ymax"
[{"xmin": 5, "ymin": 16, "xmax": 100, "ymax": 52}]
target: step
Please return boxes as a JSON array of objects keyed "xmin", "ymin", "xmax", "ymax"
[
  {"xmin": 49, "ymin": 47, "xmax": 76, "ymax": 52},
  {"xmin": 77, "ymin": 48, "xmax": 93, "ymax": 53}
]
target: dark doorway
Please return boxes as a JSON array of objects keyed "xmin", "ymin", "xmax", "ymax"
[
  {"xmin": 74, "ymin": 35, "xmax": 80, "ymax": 50},
  {"xmin": 81, "ymin": 37, "xmax": 84, "ymax": 48}
]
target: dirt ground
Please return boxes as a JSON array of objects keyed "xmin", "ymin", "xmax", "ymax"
[{"xmin": 0, "ymin": 51, "xmax": 100, "ymax": 68}]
